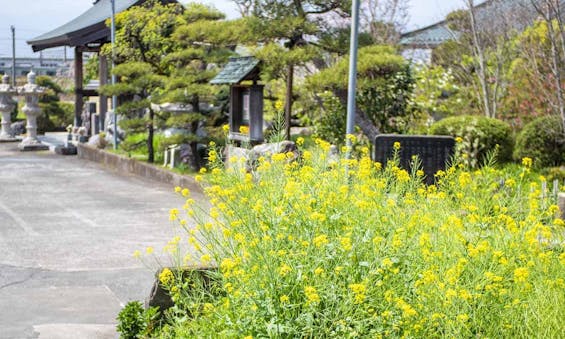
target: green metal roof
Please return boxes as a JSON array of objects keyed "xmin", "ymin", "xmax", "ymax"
[
  {"xmin": 400, "ymin": 23, "xmax": 457, "ymax": 48},
  {"xmin": 28, "ymin": 0, "xmax": 177, "ymax": 52},
  {"xmin": 210, "ymin": 57, "xmax": 260, "ymax": 85}
]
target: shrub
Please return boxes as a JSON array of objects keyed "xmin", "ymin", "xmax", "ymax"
[
  {"xmin": 116, "ymin": 301, "xmax": 159, "ymax": 339},
  {"xmin": 36, "ymin": 76, "xmax": 74, "ymax": 133},
  {"xmin": 151, "ymin": 140, "xmax": 565, "ymax": 338},
  {"xmin": 308, "ymin": 45, "xmax": 415, "ymax": 135},
  {"xmin": 312, "ymin": 91, "xmax": 346, "ymax": 145},
  {"xmin": 514, "ymin": 115, "xmax": 565, "ymax": 168},
  {"xmin": 430, "ymin": 115, "xmax": 514, "ymax": 167}
]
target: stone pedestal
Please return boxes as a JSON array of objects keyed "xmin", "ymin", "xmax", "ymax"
[
  {"xmin": 0, "ymin": 74, "xmax": 18, "ymax": 142},
  {"xmin": 17, "ymin": 71, "xmax": 48, "ymax": 152}
]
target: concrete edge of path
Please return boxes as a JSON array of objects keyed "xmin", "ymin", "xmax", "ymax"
[{"xmin": 77, "ymin": 143, "xmax": 203, "ymax": 194}]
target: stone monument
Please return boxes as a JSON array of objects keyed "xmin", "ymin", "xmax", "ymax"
[
  {"xmin": 18, "ymin": 71, "xmax": 49, "ymax": 151},
  {"xmin": 0, "ymin": 74, "xmax": 18, "ymax": 142}
]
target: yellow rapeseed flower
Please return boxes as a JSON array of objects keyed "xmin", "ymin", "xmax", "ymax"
[
  {"xmin": 382, "ymin": 257, "xmax": 394, "ymax": 268},
  {"xmin": 201, "ymin": 254, "xmax": 212, "ymax": 264},
  {"xmin": 279, "ymin": 264, "xmax": 292, "ymax": 277},
  {"xmin": 314, "ymin": 267, "xmax": 325, "ymax": 276},
  {"xmin": 340, "ymin": 237, "xmax": 352, "ymax": 251},
  {"xmin": 239, "ymin": 125, "xmax": 249, "ymax": 134},
  {"xmin": 304, "ymin": 286, "xmax": 320, "ymax": 304},
  {"xmin": 275, "ymin": 100, "xmax": 284, "ymax": 111},
  {"xmin": 159, "ymin": 268, "xmax": 174, "ymax": 285},
  {"xmin": 457, "ymin": 314, "xmax": 470, "ymax": 322},
  {"xmin": 313, "ymin": 234, "xmax": 329, "ymax": 248},
  {"xmin": 522, "ymin": 157, "xmax": 533, "ymax": 168},
  {"xmin": 514, "ymin": 267, "xmax": 529, "ymax": 283}
]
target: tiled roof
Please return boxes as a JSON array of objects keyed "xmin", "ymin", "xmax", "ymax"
[
  {"xmin": 210, "ymin": 57, "xmax": 260, "ymax": 85},
  {"xmin": 400, "ymin": 23, "xmax": 458, "ymax": 48}
]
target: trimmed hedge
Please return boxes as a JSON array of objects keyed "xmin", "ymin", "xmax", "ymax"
[
  {"xmin": 430, "ymin": 115, "xmax": 514, "ymax": 165},
  {"xmin": 514, "ymin": 115, "xmax": 565, "ymax": 168}
]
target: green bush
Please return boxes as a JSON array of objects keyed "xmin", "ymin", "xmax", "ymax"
[
  {"xmin": 36, "ymin": 76, "xmax": 74, "ymax": 133},
  {"xmin": 514, "ymin": 115, "xmax": 565, "ymax": 168},
  {"xmin": 312, "ymin": 91, "xmax": 347, "ymax": 145},
  {"xmin": 430, "ymin": 115, "xmax": 514, "ymax": 167},
  {"xmin": 116, "ymin": 301, "xmax": 159, "ymax": 339},
  {"xmin": 308, "ymin": 45, "xmax": 415, "ymax": 135}
]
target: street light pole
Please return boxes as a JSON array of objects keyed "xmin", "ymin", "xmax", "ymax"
[
  {"xmin": 345, "ymin": 0, "xmax": 360, "ymax": 158},
  {"xmin": 11, "ymin": 25, "xmax": 16, "ymax": 86},
  {"xmin": 111, "ymin": 0, "xmax": 118, "ymax": 149}
]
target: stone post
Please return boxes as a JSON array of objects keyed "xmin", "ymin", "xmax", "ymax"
[
  {"xmin": 559, "ymin": 193, "xmax": 565, "ymax": 220},
  {"xmin": 0, "ymin": 74, "xmax": 18, "ymax": 142},
  {"xmin": 17, "ymin": 71, "xmax": 48, "ymax": 151}
]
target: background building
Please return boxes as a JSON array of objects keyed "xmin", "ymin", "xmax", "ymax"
[{"xmin": 0, "ymin": 56, "xmax": 73, "ymax": 77}]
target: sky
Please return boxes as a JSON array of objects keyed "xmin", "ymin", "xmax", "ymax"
[{"xmin": 1, "ymin": 0, "xmax": 467, "ymax": 58}]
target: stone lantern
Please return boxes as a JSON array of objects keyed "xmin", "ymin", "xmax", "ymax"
[
  {"xmin": 17, "ymin": 70, "xmax": 49, "ymax": 151},
  {"xmin": 0, "ymin": 74, "xmax": 18, "ymax": 141}
]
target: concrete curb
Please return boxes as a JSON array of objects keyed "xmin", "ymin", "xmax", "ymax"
[{"xmin": 77, "ymin": 144, "xmax": 203, "ymax": 194}]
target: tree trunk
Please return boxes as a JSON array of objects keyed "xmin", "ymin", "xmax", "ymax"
[
  {"xmin": 147, "ymin": 108, "xmax": 154, "ymax": 163},
  {"xmin": 285, "ymin": 64, "xmax": 294, "ymax": 140},
  {"xmin": 188, "ymin": 141, "xmax": 201, "ymax": 172},
  {"xmin": 467, "ymin": 0, "xmax": 493, "ymax": 118},
  {"xmin": 355, "ymin": 106, "xmax": 380, "ymax": 142}
]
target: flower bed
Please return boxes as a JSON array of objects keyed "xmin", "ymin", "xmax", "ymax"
[{"xmin": 153, "ymin": 140, "xmax": 565, "ymax": 338}]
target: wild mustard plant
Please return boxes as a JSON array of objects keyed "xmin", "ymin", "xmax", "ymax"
[{"xmin": 156, "ymin": 141, "xmax": 564, "ymax": 338}]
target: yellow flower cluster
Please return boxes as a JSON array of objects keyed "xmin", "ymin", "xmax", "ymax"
[
  {"xmin": 160, "ymin": 139, "xmax": 565, "ymax": 338},
  {"xmin": 159, "ymin": 268, "xmax": 174, "ymax": 286}
]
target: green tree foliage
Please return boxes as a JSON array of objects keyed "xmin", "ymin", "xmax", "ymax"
[
  {"xmin": 312, "ymin": 91, "xmax": 346, "ymax": 145},
  {"xmin": 240, "ymin": 0, "xmax": 351, "ymax": 139},
  {"xmin": 502, "ymin": 20, "xmax": 564, "ymax": 129},
  {"xmin": 35, "ymin": 76, "xmax": 73, "ymax": 133},
  {"xmin": 514, "ymin": 115, "xmax": 565, "ymax": 168},
  {"xmin": 103, "ymin": 0, "xmax": 184, "ymax": 73},
  {"xmin": 100, "ymin": 62, "xmax": 165, "ymax": 162},
  {"xmin": 409, "ymin": 65, "xmax": 471, "ymax": 123},
  {"xmin": 308, "ymin": 45, "xmax": 414, "ymax": 140},
  {"xmin": 157, "ymin": 4, "xmax": 246, "ymax": 170},
  {"xmin": 101, "ymin": 1, "xmax": 241, "ymax": 167},
  {"xmin": 100, "ymin": 0, "xmax": 182, "ymax": 163}
]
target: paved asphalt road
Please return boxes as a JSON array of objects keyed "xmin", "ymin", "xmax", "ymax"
[{"xmin": 0, "ymin": 142, "xmax": 201, "ymax": 338}]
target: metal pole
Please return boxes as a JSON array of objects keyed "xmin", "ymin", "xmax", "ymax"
[
  {"xmin": 111, "ymin": 0, "xmax": 118, "ymax": 149},
  {"xmin": 345, "ymin": 0, "xmax": 360, "ymax": 157},
  {"xmin": 11, "ymin": 26, "xmax": 16, "ymax": 87}
]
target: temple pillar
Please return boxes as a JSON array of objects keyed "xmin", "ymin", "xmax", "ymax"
[
  {"xmin": 74, "ymin": 47, "xmax": 83, "ymax": 127},
  {"xmin": 99, "ymin": 53, "xmax": 108, "ymax": 132}
]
